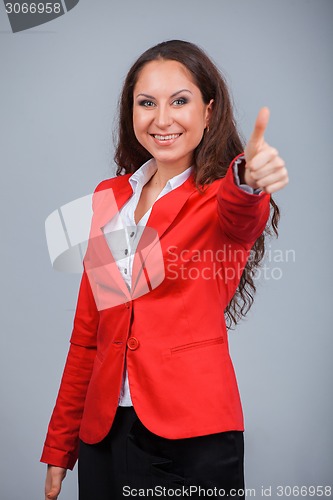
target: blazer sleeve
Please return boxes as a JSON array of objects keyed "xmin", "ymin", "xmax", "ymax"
[
  {"xmin": 217, "ymin": 154, "xmax": 271, "ymax": 249},
  {"xmin": 40, "ymin": 187, "xmax": 102, "ymax": 470}
]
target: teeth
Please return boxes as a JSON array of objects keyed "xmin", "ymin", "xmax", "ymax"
[{"xmin": 153, "ymin": 134, "xmax": 180, "ymax": 141}]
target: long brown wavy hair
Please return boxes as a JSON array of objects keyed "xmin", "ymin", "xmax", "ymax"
[{"xmin": 114, "ymin": 40, "xmax": 280, "ymax": 328}]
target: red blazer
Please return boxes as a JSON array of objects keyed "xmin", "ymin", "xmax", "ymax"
[{"xmin": 40, "ymin": 156, "xmax": 270, "ymax": 470}]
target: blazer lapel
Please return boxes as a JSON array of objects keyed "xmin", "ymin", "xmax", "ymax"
[
  {"xmin": 146, "ymin": 172, "xmax": 196, "ymax": 240},
  {"xmin": 85, "ymin": 176, "xmax": 134, "ymax": 308},
  {"xmin": 92, "ymin": 175, "xmax": 133, "ymax": 231}
]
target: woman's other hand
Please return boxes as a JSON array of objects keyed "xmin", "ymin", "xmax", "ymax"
[
  {"xmin": 244, "ymin": 107, "xmax": 289, "ymax": 194},
  {"xmin": 45, "ymin": 465, "xmax": 67, "ymax": 500}
]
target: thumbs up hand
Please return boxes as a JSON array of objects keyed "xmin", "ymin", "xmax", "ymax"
[{"xmin": 243, "ymin": 108, "xmax": 288, "ymax": 194}]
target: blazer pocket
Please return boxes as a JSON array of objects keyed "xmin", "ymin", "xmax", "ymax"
[{"xmin": 169, "ymin": 336, "xmax": 224, "ymax": 356}]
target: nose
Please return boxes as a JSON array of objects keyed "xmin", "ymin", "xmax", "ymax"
[{"xmin": 154, "ymin": 104, "xmax": 173, "ymax": 129}]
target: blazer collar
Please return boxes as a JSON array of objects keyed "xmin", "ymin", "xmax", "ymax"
[{"xmin": 94, "ymin": 168, "xmax": 197, "ymax": 241}]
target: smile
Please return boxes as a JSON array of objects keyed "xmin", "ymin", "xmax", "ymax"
[{"xmin": 151, "ymin": 133, "xmax": 182, "ymax": 141}]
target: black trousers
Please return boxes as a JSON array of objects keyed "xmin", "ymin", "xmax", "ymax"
[{"xmin": 78, "ymin": 406, "xmax": 245, "ymax": 500}]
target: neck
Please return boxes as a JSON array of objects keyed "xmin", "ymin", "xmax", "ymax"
[{"xmin": 150, "ymin": 162, "xmax": 191, "ymax": 190}]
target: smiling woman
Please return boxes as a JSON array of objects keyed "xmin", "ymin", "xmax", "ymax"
[{"xmin": 41, "ymin": 40, "xmax": 288, "ymax": 500}]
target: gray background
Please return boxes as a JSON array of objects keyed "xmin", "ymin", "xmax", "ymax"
[{"xmin": 0, "ymin": 0, "xmax": 332, "ymax": 498}]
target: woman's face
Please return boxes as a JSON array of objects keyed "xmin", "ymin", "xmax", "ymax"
[{"xmin": 133, "ymin": 59, "xmax": 213, "ymax": 172}]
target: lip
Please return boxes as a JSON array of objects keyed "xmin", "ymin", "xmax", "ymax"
[{"xmin": 149, "ymin": 133, "xmax": 182, "ymax": 146}]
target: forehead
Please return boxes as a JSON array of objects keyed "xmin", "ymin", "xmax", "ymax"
[{"xmin": 134, "ymin": 59, "xmax": 198, "ymax": 95}]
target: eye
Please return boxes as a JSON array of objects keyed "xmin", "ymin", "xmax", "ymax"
[
  {"xmin": 173, "ymin": 97, "xmax": 188, "ymax": 106},
  {"xmin": 138, "ymin": 100, "xmax": 156, "ymax": 107}
]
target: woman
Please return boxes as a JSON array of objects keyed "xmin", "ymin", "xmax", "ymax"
[{"xmin": 42, "ymin": 40, "xmax": 288, "ymax": 500}]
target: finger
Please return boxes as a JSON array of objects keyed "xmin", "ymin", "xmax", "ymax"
[
  {"xmin": 46, "ymin": 487, "xmax": 60, "ymax": 500},
  {"xmin": 263, "ymin": 178, "xmax": 289, "ymax": 194},
  {"xmin": 248, "ymin": 157, "xmax": 286, "ymax": 181},
  {"xmin": 46, "ymin": 479, "xmax": 61, "ymax": 500},
  {"xmin": 254, "ymin": 167, "xmax": 288, "ymax": 189},
  {"xmin": 249, "ymin": 107, "xmax": 270, "ymax": 145}
]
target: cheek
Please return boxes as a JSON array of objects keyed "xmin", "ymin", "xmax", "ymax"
[
  {"xmin": 132, "ymin": 113, "xmax": 151, "ymax": 150},
  {"xmin": 133, "ymin": 110, "xmax": 149, "ymax": 134},
  {"xmin": 182, "ymin": 106, "xmax": 206, "ymax": 130},
  {"xmin": 188, "ymin": 112, "xmax": 206, "ymax": 141}
]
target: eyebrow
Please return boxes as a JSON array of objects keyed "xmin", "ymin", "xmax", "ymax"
[{"xmin": 135, "ymin": 89, "xmax": 193, "ymax": 99}]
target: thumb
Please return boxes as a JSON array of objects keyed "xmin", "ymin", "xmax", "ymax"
[
  {"xmin": 249, "ymin": 107, "xmax": 270, "ymax": 146},
  {"xmin": 47, "ymin": 481, "xmax": 61, "ymax": 500},
  {"xmin": 46, "ymin": 470, "xmax": 64, "ymax": 500}
]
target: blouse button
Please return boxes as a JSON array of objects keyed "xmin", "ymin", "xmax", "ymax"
[
  {"xmin": 130, "ymin": 231, "xmax": 135, "ymax": 237},
  {"xmin": 127, "ymin": 337, "xmax": 139, "ymax": 350},
  {"xmin": 124, "ymin": 249, "xmax": 128, "ymax": 255}
]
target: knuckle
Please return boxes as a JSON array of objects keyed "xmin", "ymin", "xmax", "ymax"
[{"xmin": 263, "ymin": 145, "xmax": 278, "ymax": 157}]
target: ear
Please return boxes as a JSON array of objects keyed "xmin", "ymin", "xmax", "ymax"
[{"xmin": 205, "ymin": 99, "xmax": 214, "ymax": 128}]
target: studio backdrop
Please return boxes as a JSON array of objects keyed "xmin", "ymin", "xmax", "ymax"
[{"xmin": 0, "ymin": 1, "xmax": 332, "ymax": 498}]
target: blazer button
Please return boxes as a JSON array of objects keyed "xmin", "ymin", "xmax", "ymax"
[{"xmin": 127, "ymin": 337, "xmax": 139, "ymax": 350}]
